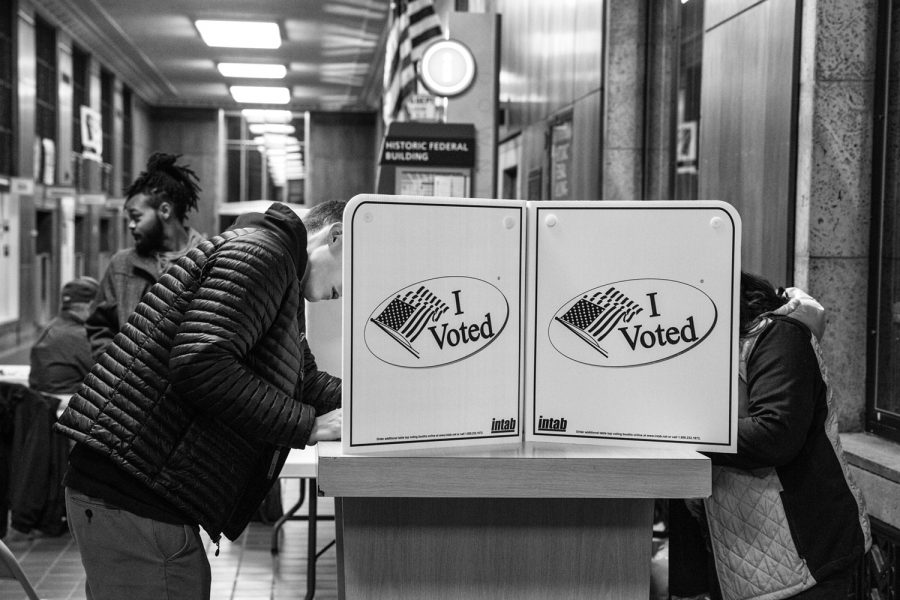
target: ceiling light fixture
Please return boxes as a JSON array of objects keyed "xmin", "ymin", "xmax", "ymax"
[
  {"xmin": 218, "ymin": 63, "xmax": 287, "ymax": 79},
  {"xmin": 230, "ymin": 86, "xmax": 290, "ymax": 104},
  {"xmin": 195, "ymin": 20, "xmax": 281, "ymax": 49},
  {"xmin": 248, "ymin": 123, "xmax": 296, "ymax": 135},
  {"xmin": 241, "ymin": 109, "xmax": 293, "ymax": 124}
]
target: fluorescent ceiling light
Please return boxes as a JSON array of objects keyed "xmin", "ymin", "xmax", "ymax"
[
  {"xmin": 196, "ymin": 20, "xmax": 281, "ymax": 49},
  {"xmin": 218, "ymin": 63, "xmax": 287, "ymax": 79},
  {"xmin": 230, "ymin": 86, "xmax": 290, "ymax": 104},
  {"xmin": 241, "ymin": 109, "xmax": 293, "ymax": 124},
  {"xmin": 248, "ymin": 123, "xmax": 296, "ymax": 135}
]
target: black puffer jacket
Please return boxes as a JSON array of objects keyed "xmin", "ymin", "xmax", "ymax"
[{"xmin": 55, "ymin": 203, "xmax": 341, "ymax": 541}]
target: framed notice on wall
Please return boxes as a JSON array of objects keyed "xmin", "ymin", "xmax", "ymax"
[
  {"xmin": 343, "ymin": 195, "xmax": 526, "ymax": 454},
  {"xmin": 525, "ymin": 201, "xmax": 741, "ymax": 452},
  {"xmin": 550, "ymin": 115, "xmax": 573, "ymax": 200},
  {"xmin": 80, "ymin": 105, "xmax": 103, "ymax": 162}
]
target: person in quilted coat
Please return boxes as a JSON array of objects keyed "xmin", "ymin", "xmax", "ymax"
[
  {"xmin": 670, "ymin": 271, "xmax": 871, "ymax": 600},
  {"xmin": 55, "ymin": 200, "xmax": 345, "ymax": 600}
]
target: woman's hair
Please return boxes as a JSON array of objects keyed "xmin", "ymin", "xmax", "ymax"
[
  {"xmin": 125, "ymin": 152, "xmax": 201, "ymax": 221},
  {"xmin": 740, "ymin": 271, "xmax": 788, "ymax": 335}
]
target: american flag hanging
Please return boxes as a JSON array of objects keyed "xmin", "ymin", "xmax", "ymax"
[
  {"xmin": 555, "ymin": 287, "xmax": 643, "ymax": 358},
  {"xmin": 371, "ymin": 286, "xmax": 449, "ymax": 358},
  {"xmin": 382, "ymin": 0, "xmax": 444, "ymax": 124}
]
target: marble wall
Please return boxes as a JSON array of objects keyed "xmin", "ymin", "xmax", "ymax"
[
  {"xmin": 602, "ymin": 0, "xmax": 647, "ymax": 200},
  {"xmin": 797, "ymin": 0, "xmax": 878, "ymax": 431}
]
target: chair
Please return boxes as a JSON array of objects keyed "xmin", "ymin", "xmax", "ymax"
[{"xmin": 0, "ymin": 538, "xmax": 41, "ymax": 600}]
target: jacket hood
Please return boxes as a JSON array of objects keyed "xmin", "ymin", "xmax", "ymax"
[
  {"xmin": 771, "ymin": 287, "xmax": 826, "ymax": 341},
  {"xmin": 231, "ymin": 202, "xmax": 307, "ymax": 270}
]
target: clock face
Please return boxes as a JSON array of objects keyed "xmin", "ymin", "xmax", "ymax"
[{"xmin": 418, "ymin": 40, "xmax": 476, "ymax": 97}]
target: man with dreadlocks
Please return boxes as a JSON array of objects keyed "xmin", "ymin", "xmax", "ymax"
[{"xmin": 86, "ymin": 152, "xmax": 205, "ymax": 359}]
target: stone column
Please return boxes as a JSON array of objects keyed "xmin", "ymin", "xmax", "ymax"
[{"xmin": 796, "ymin": 0, "xmax": 877, "ymax": 430}]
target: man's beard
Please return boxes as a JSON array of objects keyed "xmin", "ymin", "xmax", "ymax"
[{"xmin": 133, "ymin": 216, "xmax": 165, "ymax": 255}]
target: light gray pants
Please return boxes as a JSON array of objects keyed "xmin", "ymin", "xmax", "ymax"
[{"xmin": 65, "ymin": 488, "xmax": 211, "ymax": 600}]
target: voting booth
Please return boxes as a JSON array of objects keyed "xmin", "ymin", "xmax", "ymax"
[
  {"xmin": 319, "ymin": 195, "xmax": 739, "ymax": 599},
  {"xmin": 341, "ymin": 196, "xmax": 739, "ymax": 454},
  {"xmin": 342, "ymin": 196, "xmax": 526, "ymax": 453}
]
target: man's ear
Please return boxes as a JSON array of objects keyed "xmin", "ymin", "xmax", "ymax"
[
  {"xmin": 328, "ymin": 222, "xmax": 343, "ymax": 246},
  {"xmin": 157, "ymin": 201, "xmax": 174, "ymax": 221}
]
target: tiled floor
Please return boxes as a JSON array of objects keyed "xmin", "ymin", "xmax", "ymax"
[{"xmin": 1, "ymin": 479, "xmax": 338, "ymax": 600}]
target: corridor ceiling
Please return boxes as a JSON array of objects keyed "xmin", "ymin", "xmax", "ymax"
[{"xmin": 38, "ymin": 0, "xmax": 391, "ymax": 111}]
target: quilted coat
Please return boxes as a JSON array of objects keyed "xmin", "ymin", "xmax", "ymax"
[
  {"xmin": 704, "ymin": 315, "xmax": 870, "ymax": 599},
  {"xmin": 55, "ymin": 203, "xmax": 341, "ymax": 542}
]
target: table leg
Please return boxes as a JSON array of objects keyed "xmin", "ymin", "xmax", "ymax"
[
  {"xmin": 271, "ymin": 478, "xmax": 307, "ymax": 554},
  {"xmin": 305, "ymin": 477, "xmax": 318, "ymax": 600}
]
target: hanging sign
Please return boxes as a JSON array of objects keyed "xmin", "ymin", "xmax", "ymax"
[{"xmin": 380, "ymin": 122, "xmax": 476, "ymax": 167}]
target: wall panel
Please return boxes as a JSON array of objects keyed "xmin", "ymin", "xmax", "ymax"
[
  {"xmin": 304, "ymin": 111, "xmax": 376, "ymax": 207},
  {"xmin": 149, "ymin": 107, "xmax": 220, "ymax": 237},
  {"xmin": 572, "ymin": 90, "xmax": 602, "ymax": 200},
  {"xmin": 574, "ymin": 1, "xmax": 605, "ymax": 101},
  {"xmin": 497, "ymin": 0, "xmax": 603, "ymax": 130},
  {"xmin": 699, "ymin": 0, "xmax": 798, "ymax": 282},
  {"xmin": 56, "ymin": 33, "xmax": 73, "ymax": 186},
  {"xmin": 705, "ymin": 0, "xmax": 765, "ymax": 30}
]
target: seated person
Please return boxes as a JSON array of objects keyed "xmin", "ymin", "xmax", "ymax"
[{"xmin": 29, "ymin": 277, "xmax": 100, "ymax": 408}]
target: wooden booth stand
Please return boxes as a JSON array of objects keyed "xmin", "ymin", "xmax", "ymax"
[
  {"xmin": 316, "ymin": 441, "xmax": 709, "ymax": 599},
  {"xmin": 330, "ymin": 196, "xmax": 740, "ymax": 599}
]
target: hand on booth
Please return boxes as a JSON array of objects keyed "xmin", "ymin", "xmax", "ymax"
[{"xmin": 307, "ymin": 408, "xmax": 342, "ymax": 444}]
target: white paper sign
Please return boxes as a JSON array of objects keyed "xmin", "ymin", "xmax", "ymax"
[
  {"xmin": 80, "ymin": 105, "xmax": 103, "ymax": 162},
  {"xmin": 343, "ymin": 195, "xmax": 526, "ymax": 454},
  {"xmin": 525, "ymin": 201, "xmax": 740, "ymax": 452}
]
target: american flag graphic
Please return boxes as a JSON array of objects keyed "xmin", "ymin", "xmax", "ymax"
[
  {"xmin": 555, "ymin": 287, "xmax": 643, "ymax": 357},
  {"xmin": 371, "ymin": 286, "xmax": 449, "ymax": 358},
  {"xmin": 382, "ymin": 0, "xmax": 444, "ymax": 124}
]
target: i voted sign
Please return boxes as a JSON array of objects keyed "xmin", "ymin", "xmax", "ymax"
[
  {"xmin": 345, "ymin": 196, "xmax": 525, "ymax": 453},
  {"xmin": 549, "ymin": 278, "xmax": 717, "ymax": 367},
  {"xmin": 527, "ymin": 200, "xmax": 740, "ymax": 451},
  {"xmin": 365, "ymin": 276, "xmax": 510, "ymax": 368}
]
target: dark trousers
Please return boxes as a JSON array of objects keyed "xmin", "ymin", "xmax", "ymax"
[{"xmin": 66, "ymin": 488, "xmax": 211, "ymax": 600}]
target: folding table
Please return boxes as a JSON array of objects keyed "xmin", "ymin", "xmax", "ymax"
[{"xmin": 271, "ymin": 446, "xmax": 335, "ymax": 600}]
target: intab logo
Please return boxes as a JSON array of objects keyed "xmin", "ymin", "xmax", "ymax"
[
  {"xmin": 491, "ymin": 417, "xmax": 517, "ymax": 434},
  {"xmin": 537, "ymin": 415, "xmax": 568, "ymax": 432},
  {"xmin": 366, "ymin": 276, "xmax": 509, "ymax": 368},
  {"xmin": 549, "ymin": 278, "xmax": 717, "ymax": 367}
]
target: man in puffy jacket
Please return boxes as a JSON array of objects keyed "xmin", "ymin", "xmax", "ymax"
[{"xmin": 56, "ymin": 200, "xmax": 345, "ymax": 600}]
